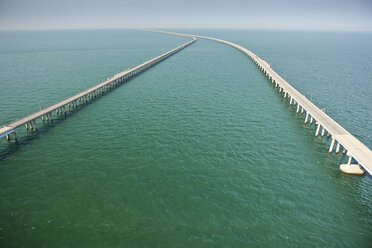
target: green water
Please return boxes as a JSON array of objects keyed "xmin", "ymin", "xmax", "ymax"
[{"xmin": 0, "ymin": 29, "xmax": 371, "ymax": 247}]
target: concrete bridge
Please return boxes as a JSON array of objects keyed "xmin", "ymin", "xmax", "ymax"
[
  {"xmin": 151, "ymin": 30, "xmax": 372, "ymax": 176},
  {"xmin": 0, "ymin": 35, "xmax": 196, "ymax": 142},
  {"xmin": 1, "ymin": 29, "xmax": 371, "ymax": 176}
]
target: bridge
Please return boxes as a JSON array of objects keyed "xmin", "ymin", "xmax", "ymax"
[
  {"xmin": 150, "ymin": 30, "xmax": 372, "ymax": 176},
  {"xmin": 0, "ymin": 34, "xmax": 196, "ymax": 141},
  {"xmin": 1, "ymin": 30, "xmax": 371, "ymax": 176}
]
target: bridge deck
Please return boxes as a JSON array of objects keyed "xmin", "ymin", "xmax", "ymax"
[
  {"xmin": 0, "ymin": 35, "xmax": 196, "ymax": 138},
  {"xmin": 152, "ymin": 30, "xmax": 372, "ymax": 175}
]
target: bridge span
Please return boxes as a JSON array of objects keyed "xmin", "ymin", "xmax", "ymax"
[
  {"xmin": 152, "ymin": 30, "xmax": 372, "ymax": 176},
  {"xmin": 0, "ymin": 35, "xmax": 196, "ymax": 142}
]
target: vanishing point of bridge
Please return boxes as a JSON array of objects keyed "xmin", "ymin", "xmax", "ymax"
[{"xmin": 1, "ymin": 30, "xmax": 371, "ymax": 176}]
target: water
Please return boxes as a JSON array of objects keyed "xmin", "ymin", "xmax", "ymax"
[{"xmin": 0, "ymin": 29, "xmax": 371, "ymax": 247}]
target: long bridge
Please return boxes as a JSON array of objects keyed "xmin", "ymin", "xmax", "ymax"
[
  {"xmin": 1, "ymin": 30, "xmax": 371, "ymax": 176},
  {"xmin": 150, "ymin": 30, "xmax": 372, "ymax": 176},
  {"xmin": 0, "ymin": 34, "xmax": 196, "ymax": 141}
]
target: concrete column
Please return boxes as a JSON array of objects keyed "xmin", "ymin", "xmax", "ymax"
[
  {"xmin": 296, "ymin": 104, "xmax": 300, "ymax": 113},
  {"xmin": 321, "ymin": 127, "xmax": 325, "ymax": 137},
  {"xmin": 284, "ymin": 92, "xmax": 287, "ymax": 98},
  {"xmin": 63, "ymin": 106, "xmax": 66, "ymax": 114},
  {"xmin": 49, "ymin": 112, "xmax": 52, "ymax": 120},
  {"xmin": 329, "ymin": 138, "xmax": 335, "ymax": 153},
  {"xmin": 289, "ymin": 97, "xmax": 293, "ymax": 105},
  {"xmin": 29, "ymin": 121, "xmax": 33, "ymax": 130},
  {"xmin": 301, "ymin": 108, "xmax": 304, "ymax": 115},
  {"xmin": 304, "ymin": 113, "xmax": 309, "ymax": 124},
  {"xmin": 335, "ymin": 142, "xmax": 340, "ymax": 154},
  {"xmin": 347, "ymin": 155, "xmax": 352, "ymax": 165},
  {"xmin": 342, "ymin": 148, "xmax": 346, "ymax": 155},
  {"xmin": 6, "ymin": 134, "xmax": 10, "ymax": 141},
  {"xmin": 33, "ymin": 120, "xmax": 37, "ymax": 130},
  {"xmin": 25, "ymin": 123, "xmax": 28, "ymax": 130},
  {"xmin": 42, "ymin": 115, "xmax": 45, "ymax": 121},
  {"xmin": 315, "ymin": 124, "xmax": 321, "ymax": 136},
  {"xmin": 12, "ymin": 132, "xmax": 17, "ymax": 141},
  {"xmin": 310, "ymin": 116, "xmax": 314, "ymax": 124}
]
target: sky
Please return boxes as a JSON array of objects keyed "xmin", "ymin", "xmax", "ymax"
[{"xmin": 0, "ymin": 0, "xmax": 371, "ymax": 30}]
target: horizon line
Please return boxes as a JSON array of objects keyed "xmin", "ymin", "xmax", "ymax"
[{"xmin": 1, "ymin": 25, "xmax": 372, "ymax": 32}]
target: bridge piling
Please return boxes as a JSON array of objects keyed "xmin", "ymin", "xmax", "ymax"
[
  {"xmin": 315, "ymin": 124, "xmax": 321, "ymax": 136},
  {"xmin": 329, "ymin": 138, "xmax": 335, "ymax": 153}
]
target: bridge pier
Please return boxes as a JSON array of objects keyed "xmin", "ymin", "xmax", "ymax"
[
  {"xmin": 329, "ymin": 138, "xmax": 335, "ymax": 153},
  {"xmin": 304, "ymin": 113, "xmax": 309, "ymax": 124},
  {"xmin": 6, "ymin": 134, "xmax": 10, "ymax": 141},
  {"xmin": 335, "ymin": 142, "xmax": 340, "ymax": 154},
  {"xmin": 321, "ymin": 127, "xmax": 326, "ymax": 137},
  {"xmin": 315, "ymin": 124, "xmax": 321, "ymax": 136},
  {"xmin": 340, "ymin": 154, "xmax": 365, "ymax": 175}
]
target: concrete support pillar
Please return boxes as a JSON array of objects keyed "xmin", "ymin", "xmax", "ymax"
[
  {"xmin": 33, "ymin": 120, "xmax": 37, "ymax": 130},
  {"xmin": 29, "ymin": 121, "xmax": 33, "ymax": 130},
  {"xmin": 42, "ymin": 115, "xmax": 44, "ymax": 121},
  {"xmin": 296, "ymin": 104, "xmax": 300, "ymax": 113},
  {"xmin": 329, "ymin": 138, "xmax": 335, "ymax": 153},
  {"xmin": 310, "ymin": 116, "xmax": 314, "ymax": 124},
  {"xmin": 289, "ymin": 97, "xmax": 293, "ymax": 105},
  {"xmin": 301, "ymin": 108, "xmax": 304, "ymax": 115},
  {"xmin": 12, "ymin": 132, "xmax": 17, "ymax": 141},
  {"xmin": 284, "ymin": 92, "xmax": 287, "ymax": 98},
  {"xmin": 335, "ymin": 142, "xmax": 340, "ymax": 154},
  {"xmin": 49, "ymin": 112, "xmax": 52, "ymax": 120},
  {"xmin": 347, "ymin": 155, "xmax": 352, "ymax": 165},
  {"xmin": 25, "ymin": 123, "xmax": 28, "ymax": 130},
  {"xmin": 63, "ymin": 106, "xmax": 66, "ymax": 114},
  {"xmin": 315, "ymin": 124, "xmax": 321, "ymax": 136},
  {"xmin": 342, "ymin": 148, "xmax": 346, "ymax": 155},
  {"xmin": 6, "ymin": 134, "xmax": 10, "ymax": 141},
  {"xmin": 304, "ymin": 113, "xmax": 309, "ymax": 124},
  {"xmin": 321, "ymin": 127, "xmax": 325, "ymax": 137}
]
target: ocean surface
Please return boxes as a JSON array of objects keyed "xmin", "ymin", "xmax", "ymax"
[{"xmin": 0, "ymin": 29, "xmax": 371, "ymax": 247}]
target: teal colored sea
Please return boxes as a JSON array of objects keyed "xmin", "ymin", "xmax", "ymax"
[{"xmin": 0, "ymin": 29, "xmax": 371, "ymax": 247}]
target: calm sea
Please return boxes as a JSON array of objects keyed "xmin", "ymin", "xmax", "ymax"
[{"xmin": 0, "ymin": 29, "xmax": 371, "ymax": 247}]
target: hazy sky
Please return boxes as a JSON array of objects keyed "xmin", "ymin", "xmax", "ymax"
[{"xmin": 0, "ymin": 0, "xmax": 371, "ymax": 30}]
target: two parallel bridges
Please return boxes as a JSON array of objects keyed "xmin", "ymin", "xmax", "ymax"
[{"xmin": 1, "ymin": 30, "xmax": 371, "ymax": 176}]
